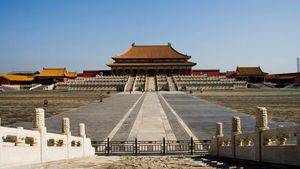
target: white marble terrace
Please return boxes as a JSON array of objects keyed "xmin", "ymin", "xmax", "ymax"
[
  {"xmin": 0, "ymin": 108, "xmax": 95, "ymax": 168},
  {"xmin": 209, "ymin": 107, "xmax": 300, "ymax": 166}
]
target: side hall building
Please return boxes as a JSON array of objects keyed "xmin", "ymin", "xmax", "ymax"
[{"xmin": 107, "ymin": 43, "xmax": 196, "ymax": 76}]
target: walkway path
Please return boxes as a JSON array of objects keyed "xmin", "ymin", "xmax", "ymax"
[
  {"xmin": 162, "ymin": 93, "xmax": 295, "ymax": 140},
  {"xmin": 12, "ymin": 92, "xmax": 295, "ymax": 142},
  {"xmin": 13, "ymin": 93, "xmax": 142, "ymax": 141},
  {"xmin": 127, "ymin": 92, "xmax": 176, "ymax": 141}
]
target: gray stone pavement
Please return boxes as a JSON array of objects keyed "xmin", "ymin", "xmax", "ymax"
[
  {"xmin": 11, "ymin": 92, "xmax": 296, "ymax": 142},
  {"xmin": 127, "ymin": 92, "xmax": 176, "ymax": 141},
  {"xmin": 13, "ymin": 94, "xmax": 142, "ymax": 140},
  {"xmin": 158, "ymin": 94, "xmax": 190, "ymax": 140},
  {"xmin": 161, "ymin": 94, "xmax": 295, "ymax": 140},
  {"xmin": 111, "ymin": 94, "xmax": 146, "ymax": 141}
]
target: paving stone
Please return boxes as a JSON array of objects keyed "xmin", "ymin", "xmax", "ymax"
[
  {"xmin": 111, "ymin": 94, "xmax": 146, "ymax": 141},
  {"xmin": 13, "ymin": 94, "xmax": 141, "ymax": 140},
  {"xmin": 162, "ymin": 94, "xmax": 294, "ymax": 140},
  {"xmin": 158, "ymin": 94, "xmax": 190, "ymax": 140}
]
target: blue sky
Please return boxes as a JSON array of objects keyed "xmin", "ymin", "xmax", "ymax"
[{"xmin": 0, "ymin": 0, "xmax": 299, "ymax": 73}]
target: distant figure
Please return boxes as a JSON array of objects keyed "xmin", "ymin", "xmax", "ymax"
[
  {"xmin": 99, "ymin": 93, "xmax": 103, "ymax": 102},
  {"xmin": 107, "ymin": 91, "xmax": 110, "ymax": 95},
  {"xmin": 43, "ymin": 99, "xmax": 48, "ymax": 107},
  {"xmin": 200, "ymin": 88, "xmax": 204, "ymax": 93}
]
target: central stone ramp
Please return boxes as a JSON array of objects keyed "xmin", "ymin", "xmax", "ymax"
[
  {"xmin": 128, "ymin": 92, "xmax": 176, "ymax": 141},
  {"xmin": 167, "ymin": 76, "xmax": 177, "ymax": 91},
  {"xmin": 145, "ymin": 76, "xmax": 156, "ymax": 91}
]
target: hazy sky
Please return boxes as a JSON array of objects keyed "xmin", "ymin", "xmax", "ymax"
[{"xmin": 0, "ymin": 0, "xmax": 299, "ymax": 73}]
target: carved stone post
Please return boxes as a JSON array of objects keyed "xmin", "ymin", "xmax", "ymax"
[
  {"xmin": 62, "ymin": 117, "xmax": 71, "ymax": 135},
  {"xmin": 33, "ymin": 108, "xmax": 47, "ymax": 163},
  {"xmin": 215, "ymin": 122, "xmax": 224, "ymax": 157},
  {"xmin": 62, "ymin": 117, "xmax": 71, "ymax": 159},
  {"xmin": 79, "ymin": 123, "xmax": 86, "ymax": 138},
  {"xmin": 232, "ymin": 116, "xmax": 242, "ymax": 158},
  {"xmin": 34, "ymin": 108, "xmax": 46, "ymax": 131},
  {"xmin": 256, "ymin": 107, "xmax": 269, "ymax": 131},
  {"xmin": 255, "ymin": 107, "xmax": 269, "ymax": 161},
  {"xmin": 216, "ymin": 122, "xmax": 224, "ymax": 137},
  {"xmin": 79, "ymin": 123, "xmax": 87, "ymax": 156},
  {"xmin": 232, "ymin": 116, "xmax": 242, "ymax": 135}
]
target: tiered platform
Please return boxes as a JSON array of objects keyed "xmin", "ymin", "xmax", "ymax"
[
  {"xmin": 55, "ymin": 76, "xmax": 128, "ymax": 91},
  {"xmin": 173, "ymin": 75, "xmax": 247, "ymax": 90},
  {"xmin": 55, "ymin": 75, "xmax": 247, "ymax": 91}
]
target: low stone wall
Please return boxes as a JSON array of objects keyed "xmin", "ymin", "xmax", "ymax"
[
  {"xmin": 0, "ymin": 108, "xmax": 95, "ymax": 167},
  {"xmin": 209, "ymin": 107, "xmax": 300, "ymax": 166}
]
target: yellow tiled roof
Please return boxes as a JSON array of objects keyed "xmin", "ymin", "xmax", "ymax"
[
  {"xmin": 0, "ymin": 74, "xmax": 34, "ymax": 81},
  {"xmin": 113, "ymin": 44, "xmax": 190, "ymax": 59},
  {"xmin": 66, "ymin": 71, "xmax": 77, "ymax": 78},
  {"xmin": 38, "ymin": 68, "xmax": 67, "ymax": 77}
]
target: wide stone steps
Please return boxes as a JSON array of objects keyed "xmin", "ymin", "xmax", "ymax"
[{"xmin": 167, "ymin": 76, "xmax": 177, "ymax": 91}]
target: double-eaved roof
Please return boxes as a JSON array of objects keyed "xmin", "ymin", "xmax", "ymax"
[
  {"xmin": 108, "ymin": 43, "xmax": 196, "ymax": 67},
  {"xmin": 113, "ymin": 43, "xmax": 191, "ymax": 59}
]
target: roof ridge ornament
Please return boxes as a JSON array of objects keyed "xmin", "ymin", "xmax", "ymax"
[
  {"xmin": 131, "ymin": 42, "xmax": 135, "ymax": 46},
  {"xmin": 167, "ymin": 42, "xmax": 171, "ymax": 46}
]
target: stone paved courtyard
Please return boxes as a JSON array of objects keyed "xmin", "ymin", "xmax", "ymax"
[{"xmin": 12, "ymin": 91, "xmax": 297, "ymax": 141}]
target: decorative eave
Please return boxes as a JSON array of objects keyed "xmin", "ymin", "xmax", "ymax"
[
  {"xmin": 112, "ymin": 43, "xmax": 191, "ymax": 60},
  {"xmin": 0, "ymin": 74, "xmax": 35, "ymax": 81},
  {"xmin": 236, "ymin": 66, "xmax": 266, "ymax": 76},
  {"xmin": 107, "ymin": 62, "xmax": 196, "ymax": 67}
]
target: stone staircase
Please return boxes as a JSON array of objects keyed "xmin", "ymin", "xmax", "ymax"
[
  {"xmin": 167, "ymin": 76, "xmax": 177, "ymax": 91},
  {"xmin": 124, "ymin": 76, "xmax": 135, "ymax": 92},
  {"xmin": 145, "ymin": 76, "xmax": 156, "ymax": 92}
]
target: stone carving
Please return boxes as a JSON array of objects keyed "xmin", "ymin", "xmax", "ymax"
[
  {"xmin": 62, "ymin": 117, "xmax": 70, "ymax": 135},
  {"xmin": 278, "ymin": 133, "xmax": 289, "ymax": 145},
  {"xmin": 0, "ymin": 110, "xmax": 95, "ymax": 167},
  {"xmin": 210, "ymin": 112, "xmax": 300, "ymax": 166},
  {"xmin": 34, "ymin": 108, "xmax": 45, "ymax": 129},
  {"xmin": 232, "ymin": 116, "xmax": 241, "ymax": 135},
  {"xmin": 79, "ymin": 123, "xmax": 86, "ymax": 137},
  {"xmin": 216, "ymin": 122, "xmax": 223, "ymax": 137},
  {"xmin": 16, "ymin": 127, "xmax": 26, "ymax": 146},
  {"xmin": 256, "ymin": 107, "xmax": 269, "ymax": 131}
]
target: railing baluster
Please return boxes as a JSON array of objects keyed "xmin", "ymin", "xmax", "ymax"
[
  {"xmin": 107, "ymin": 138, "xmax": 110, "ymax": 155},
  {"xmin": 190, "ymin": 137, "xmax": 194, "ymax": 155},
  {"xmin": 92, "ymin": 138, "xmax": 210, "ymax": 155},
  {"xmin": 135, "ymin": 137, "xmax": 138, "ymax": 156},
  {"xmin": 163, "ymin": 137, "xmax": 166, "ymax": 155}
]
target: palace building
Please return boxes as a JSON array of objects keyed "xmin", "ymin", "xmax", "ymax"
[{"xmin": 107, "ymin": 43, "xmax": 196, "ymax": 76}]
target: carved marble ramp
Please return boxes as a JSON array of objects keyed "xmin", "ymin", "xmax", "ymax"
[{"xmin": 127, "ymin": 92, "xmax": 176, "ymax": 141}]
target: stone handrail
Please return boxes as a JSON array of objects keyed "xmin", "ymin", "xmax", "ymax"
[
  {"xmin": 209, "ymin": 107, "xmax": 300, "ymax": 166},
  {"xmin": 0, "ymin": 108, "xmax": 95, "ymax": 167}
]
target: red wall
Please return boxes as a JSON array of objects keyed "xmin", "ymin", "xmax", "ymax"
[
  {"xmin": 0, "ymin": 77, "xmax": 34, "ymax": 85},
  {"xmin": 82, "ymin": 70, "xmax": 112, "ymax": 77},
  {"xmin": 192, "ymin": 69, "xmax": 220, "ymax": 76}
]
